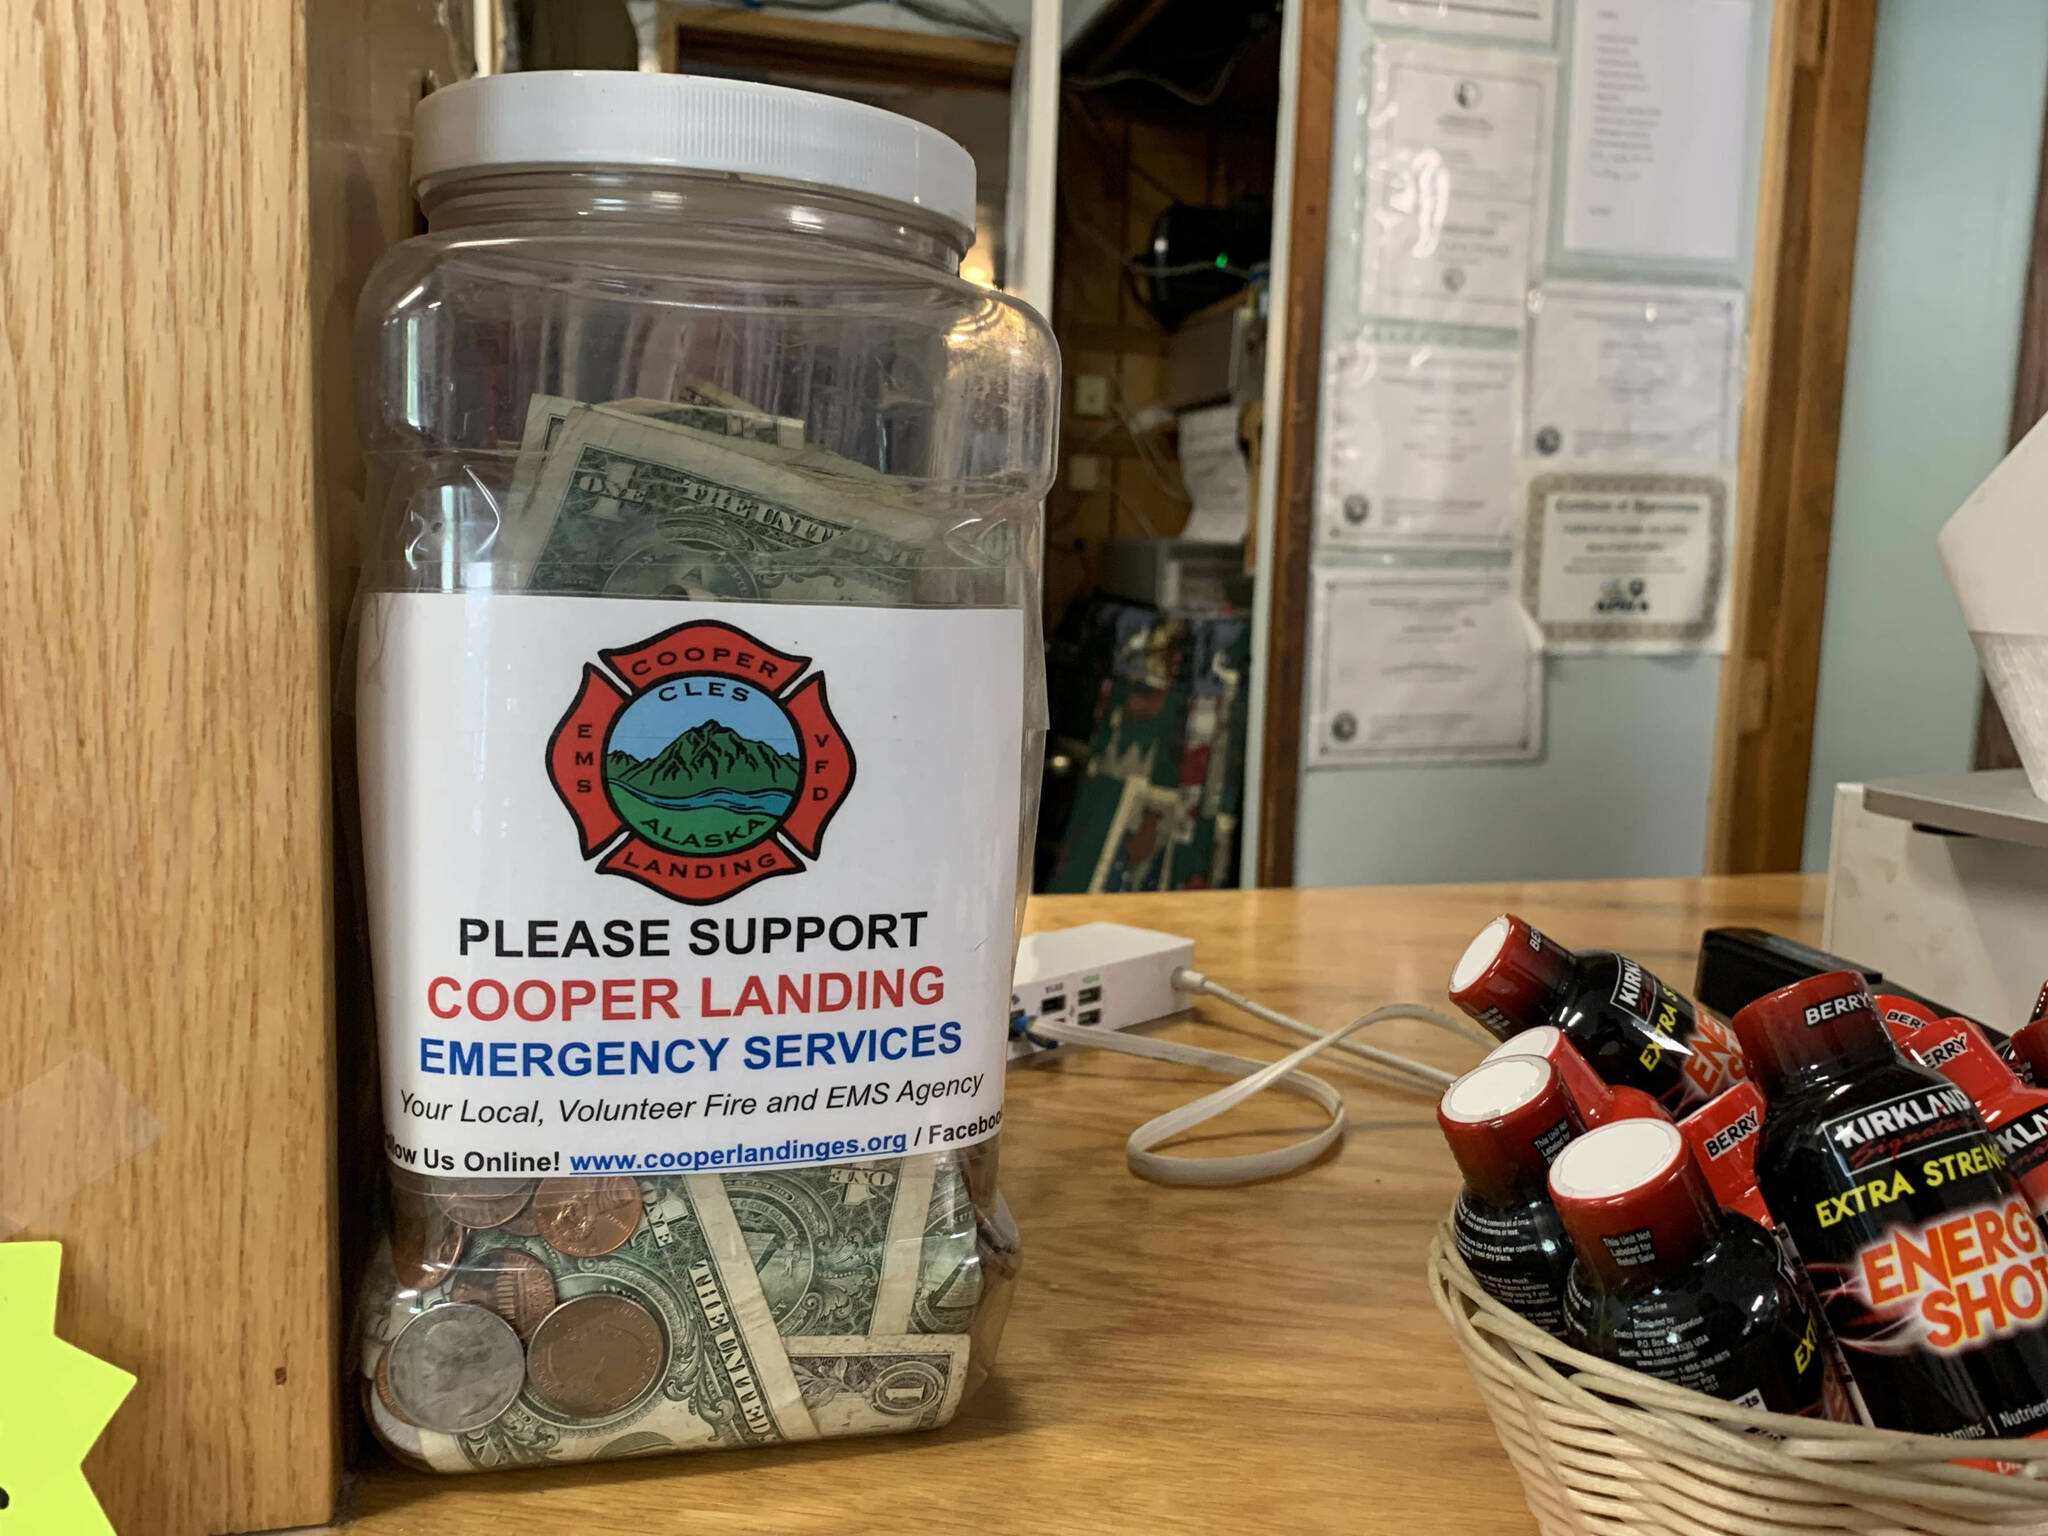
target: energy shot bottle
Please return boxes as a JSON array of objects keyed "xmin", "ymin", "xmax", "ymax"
[
  {"xmin": 1483, "ymin": 1027, "xmax": 1670, "ymax": 1128},
  {"xmin": 1883, "ymin": 992, "xmax": 2034, "ymax": 1084},
  {"xmin": 2011, "ymin": 992, "xmax": 2048, "ymax": 1086},
  {"xmin": 1876, "ymin": 994, "xmax": 1943, "ymax": 1032},
  {"xmin": 1448, "ymin": 913, "xmax": 1749, "ymax": 1116},
  {"xmin": 1732, "ymin": 972, "xmax": 2048, "ymax": 1441},
  {"xmin": 1438, "ymin": 1056, "xmax": 1582, "ymax": 1337},
  {"xmin": 1549, "ymin": 1119, "xmax": 1828, "ymax": 1416},
  {"xmin": 1887, "ymin": 1014, "xmax": 2048, "ymax": 1222},
  {"xmin": 1679, "ymin": 1081, "xmax": 1773, "ymax": 1229}
]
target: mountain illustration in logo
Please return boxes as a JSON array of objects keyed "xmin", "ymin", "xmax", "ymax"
[
  {"xmin": 547, "ymin": 618, "xmax": 856, "ymax": 905},
  {"xmin": 604, "ymin": 719, "xmax": 801, "ymax": 855},
  {"xmin": 607, "ymin": 720, "xmax": 800, "ymax": 797}
]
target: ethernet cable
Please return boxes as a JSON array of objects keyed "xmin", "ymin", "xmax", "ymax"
[{"xmin": 1028, "ymin": 967, "xmax": 1488, "ymax": 1187}]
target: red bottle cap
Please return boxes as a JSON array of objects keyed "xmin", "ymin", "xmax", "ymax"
[
  {"xmin": 1549, "ymin": 1118, "xmax": 1720, "ymax": 1283},
  {"xmin": 1678, "ymin": 1081, "xmax": 1773, "ymax": 1228},
  {"xmin": 1448, "ymin": 914, "xmax": 1576, "ymax": 1041},
  {"xmin": 1728, "ymin": 971, "xmax": 1896, "ymax": 1098},
  {"xmin": 1896, "ymin": 1016, "xmax": 2039, "ymax": 1124},
  {"xmin": 1484, "ymin": 1027, "xmax": 1671, "ymax": 1128},
  {"xmin": 2013, "ymin": 1016, "xmax": 2048, "ymax": 1085},
  {"xmin": 1437, "ymin": 1056, "xmax": 1582, "ymax": 1205},
  {"xmin": 1874, "ymin": 994, "xmax": 1941, "ymax": 1032}
]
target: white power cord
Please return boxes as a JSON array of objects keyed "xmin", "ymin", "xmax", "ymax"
[{"xmin": 1027, "ymin": 967, "xmax": 1487, "ymax": 1187}]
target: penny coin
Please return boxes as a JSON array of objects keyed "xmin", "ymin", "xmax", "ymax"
[
  {"xmin": 432, "ymin": 1178, "xmax": 539, "ymax": 1230},
  {"xmin": 373, "ymin": 1346, "xmax": 415, "ymax": 1426},
  {"xmin": 531, "ymin": 1176, "xmax": 642, "ymax": 1257},
  {"xmin": 390, "ymin": 1199, "xmax": 466, "ymax": 1291},
  {"xmin": 449, "ymin": 1248, "xmax": 558, "ymax": 1341},
  {"xmin": 501, "ymin": 1192, "xmax": 542, "ymax": 1237},
  {"xmin": 384, "ymin": 1303, "xmax": 526, "ymax": 1433},
  {"xmin": 525, "ymin": 1294, "xmax": 666, "ymax": 1417}
]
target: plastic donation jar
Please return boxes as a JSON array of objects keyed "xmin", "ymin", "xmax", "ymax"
[{"xmin": 343, "ymin": 71, "xmax": 1057, "ymax": 1473}]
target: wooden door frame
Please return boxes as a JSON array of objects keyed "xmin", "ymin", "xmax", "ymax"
[
  {"xmin": 1251, "ymin": 0, "xmax": 1340, "ymax": 887},
  {"xmin": 1704, "ymin": 0, "xmax": 1878, "ymax": 874}
]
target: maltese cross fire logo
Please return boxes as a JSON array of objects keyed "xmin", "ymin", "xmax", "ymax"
[{"xmin": 546, "ymin": 620, "xmax": 856, "ymax": 904}]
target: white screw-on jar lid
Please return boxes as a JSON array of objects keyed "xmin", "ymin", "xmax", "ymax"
[{"xmin": 412, "ymin": 71, "xmax": 977, "ymax": 240}]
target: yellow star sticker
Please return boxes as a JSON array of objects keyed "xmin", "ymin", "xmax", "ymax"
[{"xmin": 0, "ymin": 1244, "xmax": 135, "ymax": 1535}]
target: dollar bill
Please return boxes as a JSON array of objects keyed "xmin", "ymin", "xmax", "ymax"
[
  {"xmin": 908, "ymin": 1154, "xmax": 986, "ymax": 1335},
  {"xmin": 500, "ymin": 391, "xmax": 804, "ymax": 562},
  {"xmin": 683, "ymin": 1154, "xmax": 945, "ymax": 1339},
  {"xmin": 870, "ymin": 1154, "xmax": 942, "ymax": 1334},
  {"xmin": 521, "ymin": 404, "xmax": 929, "ymax": 601},
  {"xmin": 610, "ymin": 395, "xmax": 805, "ymax": 449},
  {"xmin": 587, "ymin": 403, "xmax": 886, "ymax": 484},
  {"xmin": 787, "ymin": 1334, "xmax": 970, "ymax": 1438},
  {"xmin": 665, "ymin": 378, "xmax": 767, "ymax": 414},
  {"xmin": 398, "ymin": 1177, "xmax": 819, "ymax": 1472}
]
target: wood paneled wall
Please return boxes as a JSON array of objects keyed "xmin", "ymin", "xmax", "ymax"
[
  {"xmin": 3, "ymin": 2, "xmax": 461, "ymax": 1530},
  {"xmin": 2, "ymin": 3, "xmax": 335, "ymax": 1531},
  {"xmin": 1045, "ymin": 99, "xmax": 1275, "ymax": 622}
]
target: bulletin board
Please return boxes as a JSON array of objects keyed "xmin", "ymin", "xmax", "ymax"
[
  {"xmin": 1311, "ymin": 0, "xmax": 1766, "ymax": 773},
  {"xmin": 1253, "ymin": 0, "xmax": 1867, "ymax": 889}
]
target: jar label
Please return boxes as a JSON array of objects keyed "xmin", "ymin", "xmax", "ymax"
[{"xmin": 357, "ymin": 592, "xmax": 1026, "ymax": 1177}]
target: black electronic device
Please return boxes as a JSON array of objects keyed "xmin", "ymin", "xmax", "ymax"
[
  {"xmin": 1132, "ymin": 197, "xmax": 1270, "ymax": 331},
  {"xmin": 1693, "ymin": 927, "xmax": 1982, "ymax": 1034}
]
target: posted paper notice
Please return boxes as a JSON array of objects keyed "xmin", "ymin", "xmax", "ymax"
[
  {"xmin": 1176, "ymin": 403, "xmax": 1252, "ymax": 545},
  {"xmin": 1321, "ymin": 334, "xmax": 1519, "ymax": 547},
  {"xmin": 1311, "ymin": 568, "xmax": 1542, "ymax": 765},
  {"xmin": 1362, "ymin": 41, "xmax": 1557, "ymax": 326},
  {"xmin": 1563, "ymin": 0, "xmax": 1755, "ymax": 262},
  {"xmin": 1519, "ymin": 469, "xmax": 1729, "ymax": 653},
  {"xmin": 1526, "ymin": 283, "xmax": 1745, "ymax": 462}
]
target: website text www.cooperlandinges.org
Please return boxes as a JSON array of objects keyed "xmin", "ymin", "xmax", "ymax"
[
  {"xmin": 575, "ymin": 1133, "xmax": 901, "ymax": 1172},
  {"xmin": 559, "ymin": 1113, "xmax": 1004, "ymax": 1173}
]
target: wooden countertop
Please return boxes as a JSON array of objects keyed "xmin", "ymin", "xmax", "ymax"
[{"xmin": 331, "ymin": 875, "xmax": 1823, "ymax": 1535}]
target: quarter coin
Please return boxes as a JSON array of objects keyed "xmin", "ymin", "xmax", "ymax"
[{"xmin": 384, "ymin": 1302, "xmax": 526, "ymax": 1433}]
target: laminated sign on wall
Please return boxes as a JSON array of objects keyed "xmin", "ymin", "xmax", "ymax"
[
  {"xmin": 1361, "ymin": 40, "xmax": 1557, "ymax": 328},
  {"xmin": 1310, "ymin": 568, "xmax": 1542, "ymax": 765},
  {"xmin": 1517, "ymin": 469, "xmax": 1730, "ymax": 654},
  {"xmin": 1320, "ymin": 331, "xmax": 1519, "ymax": 548},
  {"xmin": 1562, "ymin": 0, "xmax": 1756, "ymax": 263},
  {"xmin": 1525, "ymin": 283, "xmax": 1746, "ymax": 463}
]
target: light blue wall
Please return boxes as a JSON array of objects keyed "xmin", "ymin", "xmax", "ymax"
[
  {"xmin": 1296, "ymin": 654, "xmax": 1722, "ymax": 884},
  {"xmin": 1798, "ymin": 0, "xmax": 2048, "ymax": 870}
]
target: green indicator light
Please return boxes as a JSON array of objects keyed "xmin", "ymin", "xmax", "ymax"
[{"xmin": 1214, "ymin": 254, "xmax": 1229, "ymax": 269}]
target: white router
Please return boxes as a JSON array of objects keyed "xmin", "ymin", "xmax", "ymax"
[{"xmin": 1007, "ymin": 922, "xmax": 1196, "ymax": 1061}]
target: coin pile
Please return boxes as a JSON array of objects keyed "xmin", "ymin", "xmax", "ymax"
[{"xmin": 359, "ymin": 1152, "xmax": 1012, "ymax": 1472}]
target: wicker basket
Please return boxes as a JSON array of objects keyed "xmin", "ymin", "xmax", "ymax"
[{"xmin": 1427, "ymin": 1222, "xmax": 2048, "ymax": 1535}]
